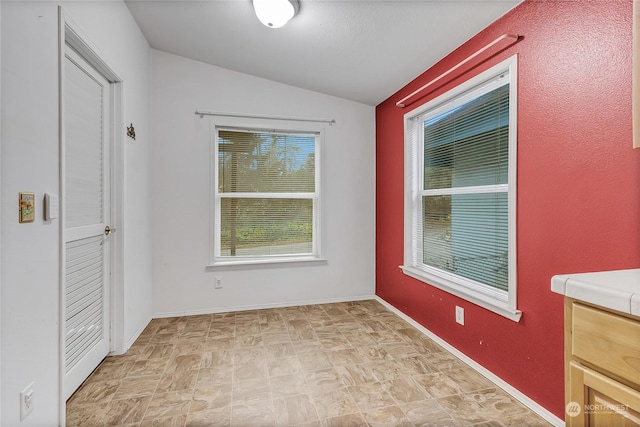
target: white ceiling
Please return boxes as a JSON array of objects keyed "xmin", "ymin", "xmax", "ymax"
[{"xmin": 125, "ymin": 0, "xmax": 521, "ymax": 106}]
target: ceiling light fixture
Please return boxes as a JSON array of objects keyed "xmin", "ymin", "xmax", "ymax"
[{"xmin": 252, "ymin": 0, "xmax": 300, "ymax": 29}]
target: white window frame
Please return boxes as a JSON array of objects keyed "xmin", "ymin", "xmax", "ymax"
[
  {"xmin": 401, "ymin": 55, "xmax": 521, "ymax": 322},
  {"xmin": 208, "ymin": 119, "xmax": 325, "ymax": 267}
]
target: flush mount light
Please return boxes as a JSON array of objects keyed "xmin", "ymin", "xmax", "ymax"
[{"xmin": 252, "ymin": 0, "xmax": 300, "ymax": 28}]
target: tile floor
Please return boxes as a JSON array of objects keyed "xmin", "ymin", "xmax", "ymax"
[{"xmin": 66, "ymin": 300, "xmax": 551, "ymax": 426}]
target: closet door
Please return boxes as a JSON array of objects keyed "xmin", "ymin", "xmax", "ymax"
[{"xmin": 63, "ymin": 45, "xmax": 112, "ymax": 400}]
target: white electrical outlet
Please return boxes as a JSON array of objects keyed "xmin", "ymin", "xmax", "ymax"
[
  {"xmin": 455, "ymin": 306, "xmax": 465, "ymax": 325},
  {"xmin": 214, "ymin": 276, "xmax": 223, "ymax": 289},
  {"xmin": 20, "ymin": 382, "xmax": 34, "ymax": 420}
]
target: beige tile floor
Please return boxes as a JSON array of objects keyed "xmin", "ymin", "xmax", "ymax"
[{"xmin": 66, "ymin": 300, "xmax": 551, "ymax": 426}]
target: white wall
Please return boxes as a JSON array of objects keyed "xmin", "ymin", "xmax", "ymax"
[
  {"xmin": 151, "ymin": 50, "xmax": 376, "ymax": 316},
  {"xmin": 1, "ymin": 1, "xmax": 152, "ymax": 425}
]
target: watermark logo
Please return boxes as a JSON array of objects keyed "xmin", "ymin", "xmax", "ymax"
[
  {"xmin": 566, "ymin": 401, "xmax": 581, "ymax": 418},
  {"xmin": 566, "ymin": 401, "xmax": 630, "ymax": 418},
  {"xmin": 585, "ymin": 403, "xmax": 629, "ymax": 415}
]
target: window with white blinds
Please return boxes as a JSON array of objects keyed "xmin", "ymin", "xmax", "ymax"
[
  {"xmin": 211, "ymin": 126, "xmax": 322, "ymax": 265},
  {"xmin": 402, "ymin": 55, "xmax": 520, "ymax": 321}
]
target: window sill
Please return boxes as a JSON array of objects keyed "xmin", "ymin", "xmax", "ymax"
[
  {"xmin": 207, "ymin": 256, "xmax": 328, "ymax": 270},
  {"xmin": 400, "ymin": 265, "xmax": 522, "ymax": 322}
]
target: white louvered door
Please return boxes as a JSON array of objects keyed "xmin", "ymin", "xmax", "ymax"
[{"xmin": 63, "ymin": 45, "xmax": 111, "ymax": 400}]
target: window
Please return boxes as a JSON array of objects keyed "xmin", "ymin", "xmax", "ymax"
[
  {"xmin": 402, "ymin": 55, "xmax": 520, "ymax": 321},
  {"xmin": 210, "ymin": 125, "xmax": 323, "ymax": 266}
]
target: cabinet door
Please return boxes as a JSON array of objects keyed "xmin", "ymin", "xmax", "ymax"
[
  {"xmin": 568, "ymin": 361, "xmax": 640, "ymax": 426},
  {"xmin": 572, "ymin": 303, "xmax": 640, "ymax": 383}
]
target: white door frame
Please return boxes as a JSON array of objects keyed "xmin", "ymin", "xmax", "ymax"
[{"xmin": 58, "ymin": 7, "xmax": 124, "ymax": 424}]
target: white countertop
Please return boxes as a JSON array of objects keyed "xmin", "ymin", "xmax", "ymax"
[{"xmin": 551, "ymin": 269, "xmax": 640, "ymax": 316}]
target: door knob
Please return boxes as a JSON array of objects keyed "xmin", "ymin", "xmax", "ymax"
[{"xmin": 104, "ymin": 225, "xmax": 115, "ymax": 236}]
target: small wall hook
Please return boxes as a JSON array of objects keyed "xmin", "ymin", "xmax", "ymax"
[{"xmin": 127, "ymin": 123, "xmax": 136, "ymax": 140}]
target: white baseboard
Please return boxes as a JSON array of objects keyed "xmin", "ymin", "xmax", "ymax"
[
  {"xmin": 152, "ymin": 294, "xmax": 376, "ymax": 319},
  {"xmin": 375, "ymin": 296, "xmax": 564, "ymax": 427},
  {"xmin": 127, "ymin": 314, "xmax": 153, "ymax": 350},
  {"xmin": 109, "ymin": 314, "xmax": 153, "ymax": 356}
]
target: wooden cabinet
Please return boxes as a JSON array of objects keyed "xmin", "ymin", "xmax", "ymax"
[{"xmin": 564, "ymin": 299, "xmax": 640, "ymax": 426}]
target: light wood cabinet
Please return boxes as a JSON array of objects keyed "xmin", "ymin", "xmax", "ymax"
[{"xmin": 564, "ymin": 299, "xmax": 640, "ymax": 426}]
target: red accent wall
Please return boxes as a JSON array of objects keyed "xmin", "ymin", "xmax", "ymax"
[{"xmin": 376, "ymin": 0, "xmax": 638, "ymax": 419}]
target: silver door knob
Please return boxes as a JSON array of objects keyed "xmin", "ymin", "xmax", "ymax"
[{"xmin": 104, "ymin": 225, "xmax": 114, "ymax": 235}]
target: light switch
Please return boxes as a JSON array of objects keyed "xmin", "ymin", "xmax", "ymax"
[{"xmin": 44, "ymin": 193, "xmax": 59, "ymax": 220}]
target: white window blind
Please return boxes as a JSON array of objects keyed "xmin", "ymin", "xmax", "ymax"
[
  {"xmin": 212, "ymin": 127, "xmax": 321, "ymax": 264},
  {"xmin": 403, "ymin": 55, "xmax": 520, "ymax": 321},
  {"xmin": 421, "ymin": 83, "xmax": 509, "ymax": 291}
]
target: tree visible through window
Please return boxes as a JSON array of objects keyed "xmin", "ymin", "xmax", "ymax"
[{"xmin": 213, "ymin": 128, "xmax": 321, "ymax": 263}]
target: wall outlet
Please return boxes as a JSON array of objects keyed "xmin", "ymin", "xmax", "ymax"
[
  {"xmin": 20, "ymin": 382, "xmax": 34, "ymax": 420},
  {"xmin": 214, "ymin": 276, "xmax": 223, "ymax": 289},
  {"xmin": 455, "ymin": 306, "xmax": 465, "ymax": 325}
]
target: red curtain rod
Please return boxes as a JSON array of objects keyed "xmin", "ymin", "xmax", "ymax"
[{"xmin": 396, "ymin": 33, "xmax": 520, "ymax": 108}]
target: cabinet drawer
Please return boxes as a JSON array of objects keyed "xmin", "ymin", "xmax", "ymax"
[
  {"xmin": 572, "ymin": 303, "xmax": 640, "ymax": 384},
  {"xmin": 569, "ymin": 361, "xmax": 640, "ymax": 426}
]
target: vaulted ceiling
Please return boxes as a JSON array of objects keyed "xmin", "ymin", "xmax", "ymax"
[{"xmin": 126, "ymin": 0, "xmax": 522, "ymax": 106}]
